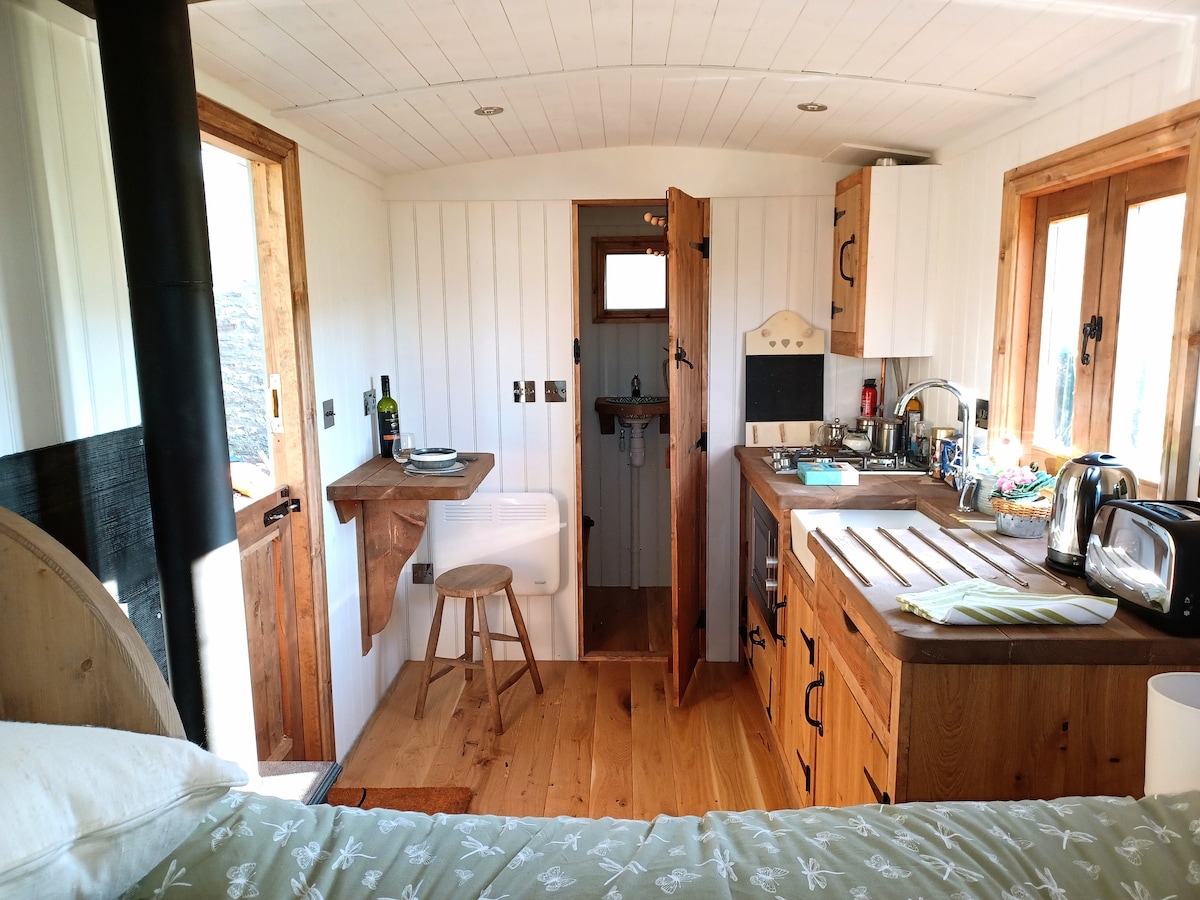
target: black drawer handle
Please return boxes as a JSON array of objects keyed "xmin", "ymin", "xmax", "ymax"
[
  {"xmin": 796, "ymin": 750, "xmax": 812, "ymax": 794},
  {"xmin": 750, "ymin": 625, "xmax": 766, "ymax": 649},
  {"xmin": 804, "ymin": 673, "xmax": 824, "ymax": 736},
  {"xmin": 863, "ymin": 767, "xmax": 891, "ymax": 805}
]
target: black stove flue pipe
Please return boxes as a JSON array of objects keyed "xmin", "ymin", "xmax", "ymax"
[{"xmin": 92, "ymin": 0, "xmax": 233, "ymax": 746}]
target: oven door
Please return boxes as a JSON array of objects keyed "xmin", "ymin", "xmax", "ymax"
[{"xmin": 749, "ymin": 492, "xmax": 780, "ymax": 636}]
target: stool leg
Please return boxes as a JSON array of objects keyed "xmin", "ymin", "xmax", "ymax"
[
  {"xmin": 475, "ymin": 593, "xmax": 504, "ymax": 734},
  {"xmin": 505, "ymin": 583, "xmax": 543, "ymax": 694},
  {"xmin": 463, "ymin": 593, "xmax": 475, "ymax": 682},
  {"xmin": 414, "ymin": 590, "xmax": 448, "ymax": 720}
]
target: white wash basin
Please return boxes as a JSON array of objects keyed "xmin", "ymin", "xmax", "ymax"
[{"xmin": 791, "ymin": 508, "xmax": 939, "ymax": 579}]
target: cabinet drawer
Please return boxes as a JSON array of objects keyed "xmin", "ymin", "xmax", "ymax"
[
  {"xmin": 818, "ymin": 596, "xmax": 892, "ymax": 730},
  {"xmin": 745, "ymin": 599, "xmax": 778, "ymax": 724}
]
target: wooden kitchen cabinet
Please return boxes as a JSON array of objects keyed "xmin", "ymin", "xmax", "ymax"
[
  {"xmin": 778, "ymin": 558, "xmax": 817, "ymax": 805},
  {"xmin": 743, "ymin": 592, "xmax": 778, "ymax": 727},
  {"xmin": 813, "ymin": 655, "xmax": 890, "ymax": 808},
  {"xmin": 830, "ymin": 164, "xmax": 939, "ymax": 358}
]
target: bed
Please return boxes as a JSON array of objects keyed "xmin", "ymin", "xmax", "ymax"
[{"xmin": 2, "ymin": 504, "xmax": 1198, "ymax": 899}]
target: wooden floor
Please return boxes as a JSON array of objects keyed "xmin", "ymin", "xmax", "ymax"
[
  {"xmin": 582, "ymin": 585, "xmax": 671, "ymax": 656},
  {"xmin": 337, "ymin": 659, "xmax": 792, "ymax": 818}
]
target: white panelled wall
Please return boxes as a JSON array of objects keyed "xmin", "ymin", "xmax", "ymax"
[{"xmin": 387, "ymin": 200, "xmax": 577, "ymax": 665}]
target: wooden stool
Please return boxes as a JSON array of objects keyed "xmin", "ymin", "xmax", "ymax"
[{"xmin": 413, "ymin": 563, "xmax": 543, "ymax": 734}]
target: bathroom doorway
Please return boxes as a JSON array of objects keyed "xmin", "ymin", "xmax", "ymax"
[
  {"xmin": 578, "ymin": 201, "xmax": 672, "ymax": 658},
  {"xmin": 575, "ymin": 191, "xmax": 709, "ymax": 699}
]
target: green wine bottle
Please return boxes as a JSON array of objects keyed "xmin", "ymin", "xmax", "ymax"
[{"xmin": 377, "ymin": 375, "xmax": 399, "ymax": 458}]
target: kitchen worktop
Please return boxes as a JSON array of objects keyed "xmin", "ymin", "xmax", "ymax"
[{"xmin": 735, "ymin": 444, "xmax": 1200, "ymax": 666}]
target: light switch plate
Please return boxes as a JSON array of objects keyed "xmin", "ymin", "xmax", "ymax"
[
  {"xmin": 544, "ymin": 380, "xmax": 566, "ymax": 402},
  {"xmin": 363, "ymin": 388, "xmax": 376, "ymax": 416},
  {"xmin": 322, "ymin": 398, "xmax": 335, "ymax": 429},
  {"xmin": 412, "ymin": 563, "xmax": 434, "ymax": 584},
  {"xmin": 513, "ymin": 380, "xmax": 536, "ymax": 402}
]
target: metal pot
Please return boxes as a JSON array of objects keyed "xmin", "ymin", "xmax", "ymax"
[
  {"xmin": 842, "ymin": 432, "xmax": 872, "ymax": 453},
  {"xmin": 856, "ymin": 416, "xmax": 880, "ymax": 448},
  {"xmin": 874, "ymin": 417, "xmax": 904, "ymax": 455},
  {"xmin": 1046, "ymin": 452, "xmax": 1138, "ymax": 572},
  {"xmin": 817, "ymin": 417, "xmax": 847, "ymax": 447}
]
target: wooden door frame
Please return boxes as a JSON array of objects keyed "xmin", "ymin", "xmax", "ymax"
[
  {"xmin": 198, "ymin": 95, "xmax": 335, "ymax": 761},
  {"xmin": 990, "ymin": 99, "xmax": 1200, "ymax": 498},
  {"xmin": 570, "ymin": 197, "xmax": 710, "ymax": 671}
]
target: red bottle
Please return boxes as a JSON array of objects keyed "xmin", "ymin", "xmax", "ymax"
[{"xmin": 860, "ymin": 378, "xmax": 879, "ymax": 417}]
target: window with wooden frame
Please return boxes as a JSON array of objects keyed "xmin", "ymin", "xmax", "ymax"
[
  {"xmin": 991, "ymin": 100, "xmax": 1200, "ymax": 499},
  {"xmin": 592, "ymin": 236, "xmax": 667, "ymax": 323}
]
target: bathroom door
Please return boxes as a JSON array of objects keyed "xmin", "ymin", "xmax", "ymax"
[{"xmin": 666, "ymin": 187, "xmax": 708, "ymax": 705}]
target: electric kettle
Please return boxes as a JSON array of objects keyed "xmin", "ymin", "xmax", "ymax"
[{"xmin": 1046, "ymin": 452, "xmax": 1138, "ymax": 573}]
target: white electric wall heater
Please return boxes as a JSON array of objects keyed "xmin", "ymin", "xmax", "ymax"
[{"xmin": 428, "ymin": 493, "xmax": 562, "ymax": 595}]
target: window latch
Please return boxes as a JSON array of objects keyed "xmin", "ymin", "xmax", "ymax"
[{"xmin": 1080, "ymin": 314, "xmax": 1103, "ymax": 366}]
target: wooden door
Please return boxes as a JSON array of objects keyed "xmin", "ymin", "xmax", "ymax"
[
  {"xmin": 666, "ymin": 187, "xmax": 708, "ymax": 705},
  {"xmin": 236, "ymin": 488, "xmax": 305, "ymax": 761},
  {"xmin": 200, "ymin": 96, "xmax": 335, "ymax": 762},
  {"xmin": 814, "ymin": 657, "xmax": 890, "ymax": 808},
  {"xmin": 830, "ymin": 176, "xmax": 863, "ymax": 351}
]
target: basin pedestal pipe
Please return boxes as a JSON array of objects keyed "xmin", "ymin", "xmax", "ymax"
[
  {"xmin": 625, "ymin": 417, "xmax": 649, "ymax": 591},
  {"xmin": 894, "ymin": 378, "xmax": 978, "ymax": 513}
]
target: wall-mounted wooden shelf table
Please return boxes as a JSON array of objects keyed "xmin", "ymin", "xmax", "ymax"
[{"xmin": 326, "ymin": 453, "xmax": 494, "ymax": 654}]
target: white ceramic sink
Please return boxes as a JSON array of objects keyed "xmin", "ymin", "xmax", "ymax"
[{"xmin": 791, "ymin": 508, "xmax": 939, "ymax": 578}]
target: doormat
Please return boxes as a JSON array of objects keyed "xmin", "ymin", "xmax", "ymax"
[{"xmin": 325, "ymin": 785, "xmax": 472, "ymax": 814}]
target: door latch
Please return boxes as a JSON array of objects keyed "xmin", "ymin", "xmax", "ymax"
[
  {"xmin": 263, "ymin": 497, "xmax": 301, "ymax": 527},
  {"xmin": 1080, "ymin": 314, "xmax": 1103, "ymax": 366}
]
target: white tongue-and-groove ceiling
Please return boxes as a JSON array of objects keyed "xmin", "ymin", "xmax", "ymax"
[{"xmin": 186, "ymin": 0, "xmax": 1197, "ymax": 175}]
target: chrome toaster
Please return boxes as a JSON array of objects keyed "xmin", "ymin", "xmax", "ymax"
[{"xmin": 1084, "ymin": 499, "xmax": 1200, "ymax": 635}]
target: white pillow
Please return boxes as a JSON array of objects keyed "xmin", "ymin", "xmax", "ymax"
[{"xmin": 0, "ymin": 720, "xmax": 247, "ymax": 899}]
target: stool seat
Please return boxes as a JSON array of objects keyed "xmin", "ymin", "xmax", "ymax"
[{"xmin": 413, "ymin": 563, "xmax": 543, "ymax": 734}]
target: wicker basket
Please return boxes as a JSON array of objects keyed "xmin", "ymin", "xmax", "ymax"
[{"xmin": 990, "ymin": 497, "xmax": 1052, "ymax": 519}]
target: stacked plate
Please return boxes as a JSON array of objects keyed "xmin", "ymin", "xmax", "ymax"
[{"xmin": 404, "ymin": 448, "xmax": 465, "ymax": 474}]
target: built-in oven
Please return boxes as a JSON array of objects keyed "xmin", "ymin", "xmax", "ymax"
[{"xmin": 748, "ymin": 490, "xmax": 782, "ymax": 639}]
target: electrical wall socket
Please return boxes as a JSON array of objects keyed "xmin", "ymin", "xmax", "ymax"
[
  {"xmin": 363, "ymin": 388, "xmax": 376, "ymax": 416},
  {"xmin": 975, "ymin": 399, "xmax": 989, "ymax": 430},
  {"xmin": 411, "ymin": 563, "xmax": 434, "ymax": 584}
]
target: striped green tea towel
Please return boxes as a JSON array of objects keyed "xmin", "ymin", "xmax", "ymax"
[{"xmin": 897, "ymin": 578, "xmax": 1118, "ymax": 625}]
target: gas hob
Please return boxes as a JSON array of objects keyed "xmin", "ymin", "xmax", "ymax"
[{"xmin": 763, "ymin": 445, "xmax": 928, "ymax": 476}]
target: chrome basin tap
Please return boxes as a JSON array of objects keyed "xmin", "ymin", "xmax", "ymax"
[{"xmin": 894, "ymin": 378, "xmax": 978, "ymax": 512}]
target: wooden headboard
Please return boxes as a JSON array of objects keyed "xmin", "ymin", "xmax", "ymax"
[{"xmin": 0, "ymin": 505, "xmax": 183, "ymax": 738}]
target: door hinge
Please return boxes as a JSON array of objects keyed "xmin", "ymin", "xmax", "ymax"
[
  {"xmin": 696, "ymin": 609, "xmax": 706, "ymax": 631},
  {"xmin": 264, "ymin": 497, "xmax": 301, "ymax": 527},
  {"xmin": 573, "ymin": 337, "xmax": 581, "ymax": 365},
  {"xmin": 688, "ymin": 236, "xmax": 710, "ymax": 258},
  {"xmin": 692, "ymin": 432, "xmax": 707, "ymax": 452}
]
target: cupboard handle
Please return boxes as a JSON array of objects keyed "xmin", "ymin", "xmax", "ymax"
[
  {"xmin": 800, "ymin": 627, "xmax": 815, "ymax": 665},
  {"xmin": 838, "ymin": 234, "xmax": 856, "ymax": 287},
  {"xmin": 804, "ymin": 672, "xmax": 824, "ymax": 736},
  {"xmin": 796, "ymin": 750, "xmax": 812, "ymax": 794},
  {"xmin": 749, "ymin": 626, "xmax": 766, "ymax": 649},
  {"xmin": 863, "ymin": 767, "xmax": 891, "ymax": 805}
]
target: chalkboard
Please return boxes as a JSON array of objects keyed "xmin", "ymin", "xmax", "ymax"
[
  {"xmin": 0, "ymin": 426, "xmax": 167, "ymax": 681},
  {"xmin": 745, "ymin": 354, "xmax": 825, "ymax": 424}
]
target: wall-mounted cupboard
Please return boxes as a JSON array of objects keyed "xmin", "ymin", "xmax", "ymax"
[{"xmin": 830, "ymin": 165, "xmax": 940, "ymax": 359}]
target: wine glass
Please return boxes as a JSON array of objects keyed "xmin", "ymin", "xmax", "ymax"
[{"xmin": 392, "ymin": 432, "xmax": 416, "ymax": 463}]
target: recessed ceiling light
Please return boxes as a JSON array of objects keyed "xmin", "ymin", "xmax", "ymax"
[
  {"xmin": 474, "ymin": 105, "xmax": 504, "ymax": 116},
  {"xmin": 797, "ymin": 102, "xmax": 828, "ymax": 113}
]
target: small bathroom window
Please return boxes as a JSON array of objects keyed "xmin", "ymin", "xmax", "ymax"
[{"xmin": 592, "ymin": 236, "xmax": 667, "ymax": 323}]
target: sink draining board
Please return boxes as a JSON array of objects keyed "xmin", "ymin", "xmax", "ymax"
[{"xmin": 791, "ymin": 509, "xmax": 938, "ymax": 578}]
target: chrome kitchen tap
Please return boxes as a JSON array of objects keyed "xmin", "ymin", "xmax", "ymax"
[{"xmin": 895, "ymin": 378, "xmax": 978, "ymax": 512}]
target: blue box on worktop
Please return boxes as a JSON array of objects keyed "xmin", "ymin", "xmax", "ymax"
[{"xmin": 796, "ymin": 461, "xmax": 860, "ymax": 485}]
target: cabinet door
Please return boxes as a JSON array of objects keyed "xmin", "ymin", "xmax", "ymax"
[
  {"xmin": 814, "ymin": 655, "xmax": 890, "ymax": 808},
  {"xmin": 779, "ymin": 563, "xmax": 819, "ymax": 805},
  {"xmin": 830, "ymin": 179, "xmax": 863, "ymax": 353},
  {"xmin": 744, "ymin": 597, "xmax": 777, "ymax": 727}
]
